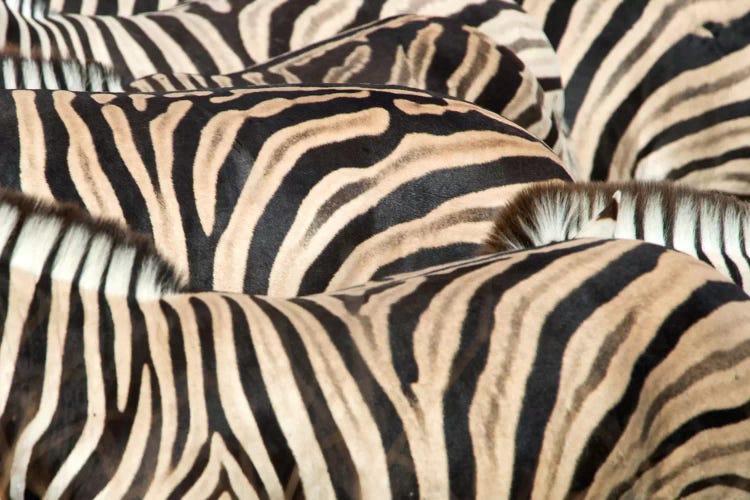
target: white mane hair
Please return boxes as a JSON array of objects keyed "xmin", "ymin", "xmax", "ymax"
[
  {"xmin": 0, "ymin": 188, "xmax": 184, "ymax": 298},
  {"xmin": 483, "ymin": 180, "xmax": 750, "ymax": 290},
  {"xmin": 0, "ymin": 50, "xmax": 124, "ymax": 91}
]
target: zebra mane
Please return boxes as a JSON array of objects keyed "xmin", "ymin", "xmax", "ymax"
[
  {"xmin": 0, "ymin": 188, "xmax": 184, "ymax": 298},
  {"xmin": 482, "ymin": 180, "xmax": 750, "ymax": 253},
  {"xmin": 0, "ymin": 47, "xmax": 124, "ymax": 91}
]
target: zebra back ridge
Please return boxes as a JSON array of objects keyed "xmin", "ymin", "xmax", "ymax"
[{"xmin": 484, "ymin": 180, "xmax": 750, "ymax": 291}]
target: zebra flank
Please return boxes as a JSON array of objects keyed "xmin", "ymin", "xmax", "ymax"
[
  {"xmin": 128, "ymin": 14, "xmax": 571, "ymax": 166},
  {"xmin": 0, "ymin": 192, "xmax": 748, "ymax": 498},
  {"xmin": 0, "ymin": 85, "xmax": 571, "ymax": 295},
  {"xmin": 484, "ymin": 180, "xmax": 750, "ymax": 292}
]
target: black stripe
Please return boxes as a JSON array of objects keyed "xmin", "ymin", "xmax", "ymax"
[
  {"xmin": 563, "ymin": 0, "xmax": 648, "ymax": 127},
  {"xmin": 293, "ymin": 297, "xmax": 421, "ymax": 497},
  {"xmin": 171, "ymin": 297, "xmax": 268, "ymax": 497},
  {"xmin": 569, "ymin": 281, "xmax": 748, "ymax": 494},
  {"xmin": 253, "ymin": 297, "xmax": 360, "ymax": 498},
  {"xmin": 297, "ymin": 157, "xmax": 569, "ymax": 295},
  {"xmin": 680, "ymin": 474, "xmax": 750, "ymax": 497},
  {"xmin": 590, "ymin": 13, "xmax": 750, "ymax": 180}
]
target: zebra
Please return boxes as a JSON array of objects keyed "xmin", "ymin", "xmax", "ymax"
[
  {"xmin": 483, "ymin": 180, "xmax": 750, "ymax": 293},
  {"xmin": 0, "ymin": 84, "xmax": 572, "ymax": 295},
  {"xmin": 0, "ymin": 0, "xmax": 563, "ymax": 95},
  {"xmin": 0, "ymin": 14, "xmax": 571, "ymax": 167},
  {"xmin": 515, "ymin": 0, "xmax": 750, "ymax": 196},
  {"xmin": 2, "ymin": 185, "xmax": 749, "ymax": 498},
  {"xmin": 126, "ymin": 15, "xmax": 572, "ymax": 168}
]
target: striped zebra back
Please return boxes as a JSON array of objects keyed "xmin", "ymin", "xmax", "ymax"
[
  {"xmin": 128, "ymin": 14, "xmax": 572, "ymax": 168},
  {"xmin": 1, "ymin": 85, "xmax": 571, "ymax": 294},
  {"xmin": 484, "ymin": 180, "xmax": 750, "ymax": 292},
  {"xmin": 0, "ymin": 0, "xmax": 561, "ymax": 88},
  {"xmin": 517, "ymin": 0, "xmax": 750, "ymax": 196},
  {"xmin": 2, "ymin": 193, "xmax": 749, "ymax": 497}
]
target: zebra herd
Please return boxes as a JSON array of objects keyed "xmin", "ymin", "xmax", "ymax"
[{"xmin": 1, "ymin": 0, "xmax": 750, "ymax": 498}]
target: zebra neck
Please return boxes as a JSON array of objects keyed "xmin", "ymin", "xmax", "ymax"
[{"xmin": 0, "ymin": 189, "xmax": 183, "ymax": 299}]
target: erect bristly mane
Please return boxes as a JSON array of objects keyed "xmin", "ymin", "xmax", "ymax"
[
  {"xmin": 0, "ymin": 46, "xmax": 124, "ymax": 91},
  {"xmin": 0, "ymin": 188, "xmax": 185, "ymax": 298},
  {"xmin": 483, "ymin": 180, "xmax": 750, "ymax": 253}
]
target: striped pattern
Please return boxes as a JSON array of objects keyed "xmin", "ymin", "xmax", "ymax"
[
  {"xmin": 1, "ymin": 194, "xmax": 749, "ymax": 497},
  {"xmin": 0, "ymin": 0, "xmax": 562, "ymax": 92},
  {"xmin": 0, "ymin": 85, "xmax": 571, "ymax": 294},
  {"xmin": 0, "ymin": 52, "xmax": 124, "ymax": 90},
  {"xmin": 518, "ymin": 0, "xmax": 750, "ymax": 195},
  {"xmin": 129, "ymin": 15, "xmax": 572, "ymax": 167},
  {"xmin": 43, "ymin": 0, "xmax": 182, "ymax": 16},
  {"xmin": 484, "ymin": 180, "xmax": 750, "ymax": 292}
]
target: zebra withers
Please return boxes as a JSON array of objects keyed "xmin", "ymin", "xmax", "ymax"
[
  {"xmin": 483, "ymin": 180, "xmax": 750, "ymax": 293},
  {"xmin": 1, "ymin": 187, "xmax": 749, "ymax": 498},
  {"xmin": 0, "ymin": 85, "xmax": 571, "ymax": 295}
]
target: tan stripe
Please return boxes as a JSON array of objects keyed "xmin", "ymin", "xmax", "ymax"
[
  {"xmin": 447, "ymin": 27, "xmax": 501, "ymax": 102},
  {"xmin": 0, "ymin": 269, "xmax": 41, "ymax": 415},
  {"xmin": 322, "ymin": 43, "xmax": 372, "ymax": 83},
  {"xmin": 94, "ymin": 366, "xmax": 153, "ymax": 499},
  {"xmin": 535, "ymin": 253, "xmax": 721, "ymax": 495},
  {"xmin": 198, "ymin": 294, "xmax": 285, "ymax": 498},
  {"xmin": 288, "ymin": 0, "xmax": 364, "ymax": 52},
  {"xmin": 319, "ymin": 189, "xmax": 519, "ymax": 293},
  {"xmin": 268, "ymin": 130, "xmax": 560, "ymax": 294},
  {"xmin": 571, "ymin": 0, "xmax": 749, "ymax": 178},
  {"xmin": 237, "ymin": 295, "xmax": 336, "ymax": 498},
  {"xmin": 183, "ymin": 434, "xmax": 260, "ymax": 499},
  {"xmin": 147, "ymin": 296, "xmax": 211, "ymax": 499},
  {"xmin": 14, "ymin": 90, "xmax": 54, "ymax": 201},
  {"xmin": 46, "ymin": 289, "xmax": 107, "ymax": 497},
  {"xmin": 586, "ymin": 296, "xmax": 750, "ymax": 497},
  {"xmin": 269, "ymin": 298, "xmax": 392, "ymax": 497},
  {"xmin": 109, "ymin": 295, "xmax": 133, "ymax": 412},
  {"xmin": 212, "ymin": 107, "xmax": 389, "ymax": 292},
  {"xmin": 101, "ymin": 100, "xmax": 191, "ymax": 278},
  {"xmin": 238, "ymin": 0, "xmax": 293, "ymax": 63},
  {"xmin": 387, "ymin": 22, "xmax": 441, "ymax": 88},
  {"xmin": 469, "ymin": 240, "xmax": 636, "ymax": 499},
  {"xmin": 193, "ymin": 90, "xmax": 373, "ymax": 235},
  {"xmin": 9, "ymin": 279, "xmax": 71, "ymax": 498},
  {"xmin": 137, "ymin": 300, "xmax": 179, "ymax": 486},
  {"xmin": 53, "ymin": 91, "xmax": 126, "ymax": 222}
]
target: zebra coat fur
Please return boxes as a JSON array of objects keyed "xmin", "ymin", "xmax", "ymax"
[
  {"xmin": 1, "ymin": 188, "xmax": 749, "ymax": 498},
  {"xmin": 0, "ymin": 85, "xmax": 571, "ymax": 294}
]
